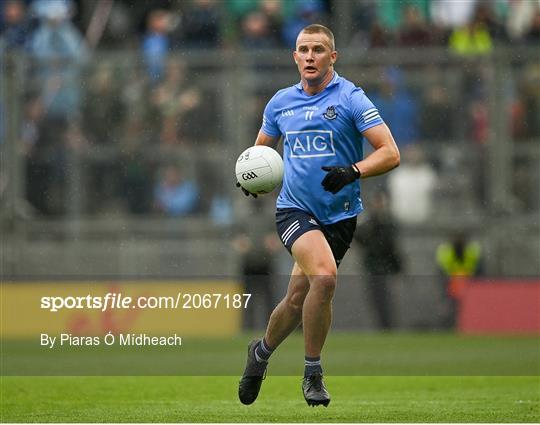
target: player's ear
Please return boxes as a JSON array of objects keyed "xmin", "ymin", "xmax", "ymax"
[
  {"xmin": 293, "ymin": 50, "xmax": 298, "ymax": 64},
  {"xmin": 331, "ymin": 51, "xmax": 338, "ymax": 65}
]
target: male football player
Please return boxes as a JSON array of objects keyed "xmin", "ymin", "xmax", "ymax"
[{"xmin": 238, "ymin": 24, "xmax": 400, "ymax": 407}]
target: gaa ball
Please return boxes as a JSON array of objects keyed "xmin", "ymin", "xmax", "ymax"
[{"xmin": 235, "ymin": 146, "xmax": 284, "ymax": 194}]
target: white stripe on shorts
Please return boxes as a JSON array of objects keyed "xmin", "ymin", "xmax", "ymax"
[
  {"xmin": 283, "ymin": 222, "xmax": 300, "ymax": 245},
  {"xmin": 281, "ymin": 220, "xmax": 299, "ymax": 241}
]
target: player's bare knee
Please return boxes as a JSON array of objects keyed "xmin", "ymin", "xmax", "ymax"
[
  {"xmin": 313, "ymin": 262, "xmax": 337, "ymax": 280},
  {"xmin": 314, "ymin": 274, "xmax": 336, "ymax": 289},
  {"xmin": 309, "ymin": 275, "xmax": 337, "ymax": 300}
]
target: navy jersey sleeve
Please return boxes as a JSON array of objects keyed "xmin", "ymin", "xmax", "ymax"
[
  {"xmin": 260, "ymin": 95, "xmax": 281, "ymax": 137},
  {"xmin": 350, "ymin": 88, "xmax": 384, "ymax": 133}
]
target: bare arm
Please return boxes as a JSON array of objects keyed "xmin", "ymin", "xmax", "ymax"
[
  {"xmin": 254, "ymin": 131, "xmax": 281, "ymax": 148},
  {"xmin": 355, "ymin": 123, "xmax": 400, "ymax": 178}
]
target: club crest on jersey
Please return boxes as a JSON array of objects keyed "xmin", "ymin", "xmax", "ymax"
[{"xmin": 323, "ymin": 105, "xmax": 338, "ymax": 120}]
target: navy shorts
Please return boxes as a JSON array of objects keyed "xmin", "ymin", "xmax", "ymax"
[{"xmin": 275, "ymin": 208, "xmax": 357, "ymax": 265}]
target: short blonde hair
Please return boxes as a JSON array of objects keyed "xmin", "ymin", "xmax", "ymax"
[{"xmin": 299, "ymin": 24, "xmax": 335, "ymax": 51}]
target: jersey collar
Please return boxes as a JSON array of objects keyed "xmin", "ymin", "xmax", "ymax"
[{"xmin": 295, "ymin": 71, "xmax": 341, "ymax": 92}]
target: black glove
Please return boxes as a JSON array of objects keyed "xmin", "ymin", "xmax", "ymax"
[
  {"xmin": 321, "ymin": 165, "xmax": 360, "ymax": 194},
  {"xmin": 236, "ymin": 182, "xmax": 258, "ymax": 198}
]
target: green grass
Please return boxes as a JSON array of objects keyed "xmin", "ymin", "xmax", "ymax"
[
  {"xmin": 1, "ymin": 332, "xmax": 539, "ymax": 422},
  {"xmin": 2, "ymin": 332, "xmax": 539, "ymax": 375},
  {"xmin": 2, "ymin": 376, "xmax": 539, "ymax": 422}
]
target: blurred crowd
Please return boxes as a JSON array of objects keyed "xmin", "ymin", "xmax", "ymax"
[
  {"xmin": 1, "ymin": 0, "xmax": 539, "ymax": 219},
  {"xmin": 2, "ymin": 0, "xmax": 540, "ymax": 52}
]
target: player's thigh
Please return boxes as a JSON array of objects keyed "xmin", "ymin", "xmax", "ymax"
[
  {"xmin": 324, "ymin": 217, "xmax": 357, "ymax": 266},
  {"xmin": 291, "ymin": 230, "xmax": 337, "ymax": 277}
]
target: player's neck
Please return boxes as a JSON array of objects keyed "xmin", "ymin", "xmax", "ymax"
[{"xmin": 302, "ymin": 69, "xmax": 334, "ymax": 96}]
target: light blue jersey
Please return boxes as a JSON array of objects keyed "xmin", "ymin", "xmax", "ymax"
[{"xmin": 261, "ymin": 72, "xmax": 384, "ymax": 224}]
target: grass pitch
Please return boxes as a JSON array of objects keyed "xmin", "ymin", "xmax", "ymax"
[
  {"xmin": 2, "ymin": 376, "xmax": 538, "ymax": 422},
  {"xmin": 1, "ymin": 332, "xmax": 539, "ymax": 422}
]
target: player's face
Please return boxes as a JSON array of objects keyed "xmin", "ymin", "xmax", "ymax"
[{"xmin": 293, "ymin": 32, "xmax": 337, "ymax": 86}]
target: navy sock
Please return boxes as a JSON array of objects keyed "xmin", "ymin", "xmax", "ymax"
[
  {"xmin": 304, "ymin": 356, "xmax": 322, "ymax": 377},
  {"xmin": 254, "ymin": 338, "xmax": 274, "ymax": 363}
]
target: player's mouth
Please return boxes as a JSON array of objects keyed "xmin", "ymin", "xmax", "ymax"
[{"xmin": 304, "ymin": 66, "xmax": 318, "ymax": 74}]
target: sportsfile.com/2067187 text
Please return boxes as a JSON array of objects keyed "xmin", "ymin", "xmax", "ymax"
[{"xmin": 40, "ymin": 292, "xmax": 252, "ymax": 312}]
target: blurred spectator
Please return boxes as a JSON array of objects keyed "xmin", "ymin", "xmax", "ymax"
[
  {"xmin": 209, "ymin": 194, "xmax": 233, "ymax": 225},
  {"xmin": 23, "ymin": 0, "xmax": 92, "ymax": 216},
  {"xmin": 99, "ymin": 2, "xmax": 135, "ymax": 49},
  {"xmin": 469, "ymin": 99, "xmax": 489, "ymax": 144},
  {"xmin": 259, "ymin": 0, "xmax": 284, "ymax": 46},
  {"xmin": 232, "ymin": 200, "xmax": 280, "ymax": 330},
  {"xmin": 367, "ymin": 20, "xmax": 393, "ymax": 48},
  {"xmin": 141, "ymin": 9, "xmax": 171, "ymax": 82},
  {"xmin": 388, "ymin": 145, "xmax": 437, "ymax": 225},
  {"xmin": 512, "ymin": 158, "xmax": 538, "ymax": 212},
  {"xmin": 64, "ymin": 119, "xmax": 89, "ymax": 152},
  {"xmin": 149, "ymin": 59, "xmax": 202, "ymax": 145},
  {"xmin": 471, "ymin": 2, "xmax": 508, "ymax": 42},
  {"xmin": 154, "ymin": 164, "xmax": 199, "ymax": 216},
  {"xmin": 0, "ymin": 0, "xmax": 33, "ymax": 50},
  {"xmin": 512, "ymin": 69, "xmax": 540, "ymax": 140},
  {"xmin": 196, "ymin": 157, "xmax": 233, "ymax": 223},
  {"xmin": 458, "ymin": 56, "xmax": 491, "ymax": 146},
  {"xmin": 21, "ymin": 95, "xmax": 46, "ymax": 213},
  {"xmin": 24, "ymin": 114, "xmax": 70, "ymax": 215},
  {"xmin": 348, "ymin": 1, "xmax": 380, "ymax": 49},
  {"xmin": 120, "ymin": 147, "xmax": 154, "ymax": 215},
  {"xmin": 354, "ymin": 191, "xmax": 402, "ymax": 330},
  {"xmin": 448, "ymin": 6, "xmax": 494, "ymax": 56},
  {"xmin": 241, "ymin": 10, "xmax": 277, "ymax": 49},
  {"xmin": 83, "ymin": 62, "xmax": 124, "ymax": 144},
  {"xmin": 371, "ymin": 67, "xmax": 420, "ymax": 148},
  {"xmin": 351, "ymin": 0, "xmax": 378, "ymax": 31},
  {"xmin": 511, "ymin": 90, "xmax": 528, "ymax": 141},
  {"xmin": 282, "ymin": 0, "xmax": 325, "ymax": 48},
  {"xmin": 233, "ymin": 0, "xmax": 284, "ymax": 48},
  {"xmin": 398, "ymin": 5, "xmax": 432, "ymax": 47},
  {"xmin": 20, "ymin": 95, "xmax": 44, "ymax": 155},
  {"xmin": 523, "ymin": 8, "xmax": 540, "ymax": 44},
  {"xmin": 351, "ymin": 0, "xmax": 377, "ymax": 35},
  {"xmin": 436, "ymin": 231, "xmax": 482, "ymax": 328},
  {"xmin": 82, "ymin": 62, "xmax": 125, "ymax": 213},
  {"xmin": 377, "ymin": 0, "xmax": 430, "ymax": 31},
  {"xmin": 511, "ymin": 66, "xmax": 540, "ymax": 216},
  {"xmin": 421, "ymin": 81, "xmax": 454, "ymax": 142},
  {"xmin": 506, "ymin": 0, "xmax": 540, "ymax": 42},
  {"xmin": 30, "ymin": 0, "xmax": 89, "ymax": 120},
  {"xmin": 430, "ymin": 0, "xmax": 477, "ymax": 30},
  {"xmin": 226, "ymin": 0, "xmax": 259, "ymax": 22},
  {"xmin": 180, "ymin": 0, "xmax": 221, "ymax": 49},
  {"xmin": 121, "ymin": 66, "xmax": 150, "ymax": 132}
]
